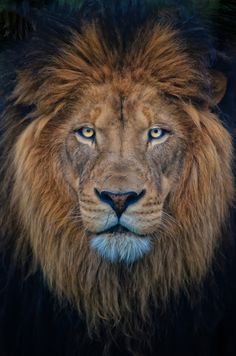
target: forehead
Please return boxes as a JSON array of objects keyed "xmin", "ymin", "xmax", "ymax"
[{"xmin": 70, "ymin": 82, "xmax": 182, "ymax": 130}]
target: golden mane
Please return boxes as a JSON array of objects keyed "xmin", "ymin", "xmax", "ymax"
[
  {"xmin": 12, "ymin": 23, "xmax": 212, "ymax": 118},
  {"xmin": 0, "ymin": 17, "xmax": 234, "ymax": 354}
]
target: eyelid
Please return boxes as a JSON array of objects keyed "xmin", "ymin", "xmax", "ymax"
[
  {"xmin": 151, "ymin": 125, "xmax": 171, "ymax": 132},
  {"xmin": 74, "ymin": 127, "xmax": 95, "ymax": 134},
  {"xmin": 73, "ymin": 123, "xmax": 95, "ymax": 131}
]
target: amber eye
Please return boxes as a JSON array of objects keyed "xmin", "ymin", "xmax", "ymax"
[
  {"xmin": 75, "ymin": 127, "xmax": 95, "ymax": 141},
  {"xmin": 148, "ymin": 127, "xmax": 168, "ymax": 141}
]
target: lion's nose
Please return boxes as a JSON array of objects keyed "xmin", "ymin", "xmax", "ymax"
[{"xmin": 95, "ymin": 189, "xmax": 146, "ymax": 218}]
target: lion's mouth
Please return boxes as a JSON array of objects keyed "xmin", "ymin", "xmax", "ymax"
[
  {"xmin": 97, "ymin": 224, "xmax": 134, "ymax": 235},
  {"xmin": 90, "ymin": 225, "xmax": 152, "ymax": 263}
]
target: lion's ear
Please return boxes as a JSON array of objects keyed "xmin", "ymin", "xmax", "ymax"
[{"xmin": 210, "ymin": 70, "xmax": 227, "ymax": 105}]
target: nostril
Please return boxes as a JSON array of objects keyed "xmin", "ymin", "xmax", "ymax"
[
  {"xmin": 95, "ymin": 189, "xmax": 114, "ymax": 206},
  {"xmin": 94, "ymin": 188, "xmax": 146, "ymax": 217},
  {"xmin": 126, "ymin": 190, "xmax": 146, "ymax": 207}
]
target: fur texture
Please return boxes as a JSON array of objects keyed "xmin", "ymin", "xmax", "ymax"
[{"xmin": 0, "ymin": 1, "xmax": 235, "ymax": 355}]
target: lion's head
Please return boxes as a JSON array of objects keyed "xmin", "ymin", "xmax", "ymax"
[{"xmin": 0, "ymin": 0, "xmax": 234, "ymax": 343}]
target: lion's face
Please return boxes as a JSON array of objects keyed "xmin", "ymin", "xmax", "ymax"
[{"xmin": 46, "ymin": 83, "xmax": 186, "ymax": 264}]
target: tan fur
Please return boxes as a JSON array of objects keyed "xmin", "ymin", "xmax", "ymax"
[{"xmin": 0, "ymin": 23, "xmax": 234, "ymax": 349}]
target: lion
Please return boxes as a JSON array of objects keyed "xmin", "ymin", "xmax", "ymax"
[{"xmin": 0, "ymin": 1, "xmax": 235, "ymax": 355}]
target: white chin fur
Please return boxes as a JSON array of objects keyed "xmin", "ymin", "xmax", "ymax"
[{"xmin": 90, "ymin": 233, "xmax": 152, "ymax": 264}]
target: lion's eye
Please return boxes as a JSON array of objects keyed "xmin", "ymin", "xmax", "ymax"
[
  {"xmin": 148, "ymin": 127, "xmax": 168, "ymax": 141},
  {"xmin": 75, "ymin": 127, "xmax": 95, "ymax": 141}
]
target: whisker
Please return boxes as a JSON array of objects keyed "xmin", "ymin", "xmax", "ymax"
[
  {"xmin": 104, "ymin": 209, "xmax": 113, "ymax": 229},
  {"xmin": 161, "ymin": 211, "xmax": 182, "ymax": 229}
]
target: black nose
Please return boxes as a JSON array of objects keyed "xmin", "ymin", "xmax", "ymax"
[{"xmin": 95, "ymin": 189, "xmax": 145, "ymax": 218}]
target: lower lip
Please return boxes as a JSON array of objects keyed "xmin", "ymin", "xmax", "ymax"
[{"xmin": 96, "ymin": 224, "xmax": 144, "ymax": 237}]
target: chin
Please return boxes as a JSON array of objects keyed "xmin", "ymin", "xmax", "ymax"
[{"xmin": 90, "ymin": 232, "xmax": 152, "ymax": 264}]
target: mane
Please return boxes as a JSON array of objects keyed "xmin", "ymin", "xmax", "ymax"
[
  {"xmin": 0, "ymin": 1, "xmax": 234, "ymax": 354},
  {"xmin": 1, "ymin": 0, "xmax": 220, "ymax": 104}
]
